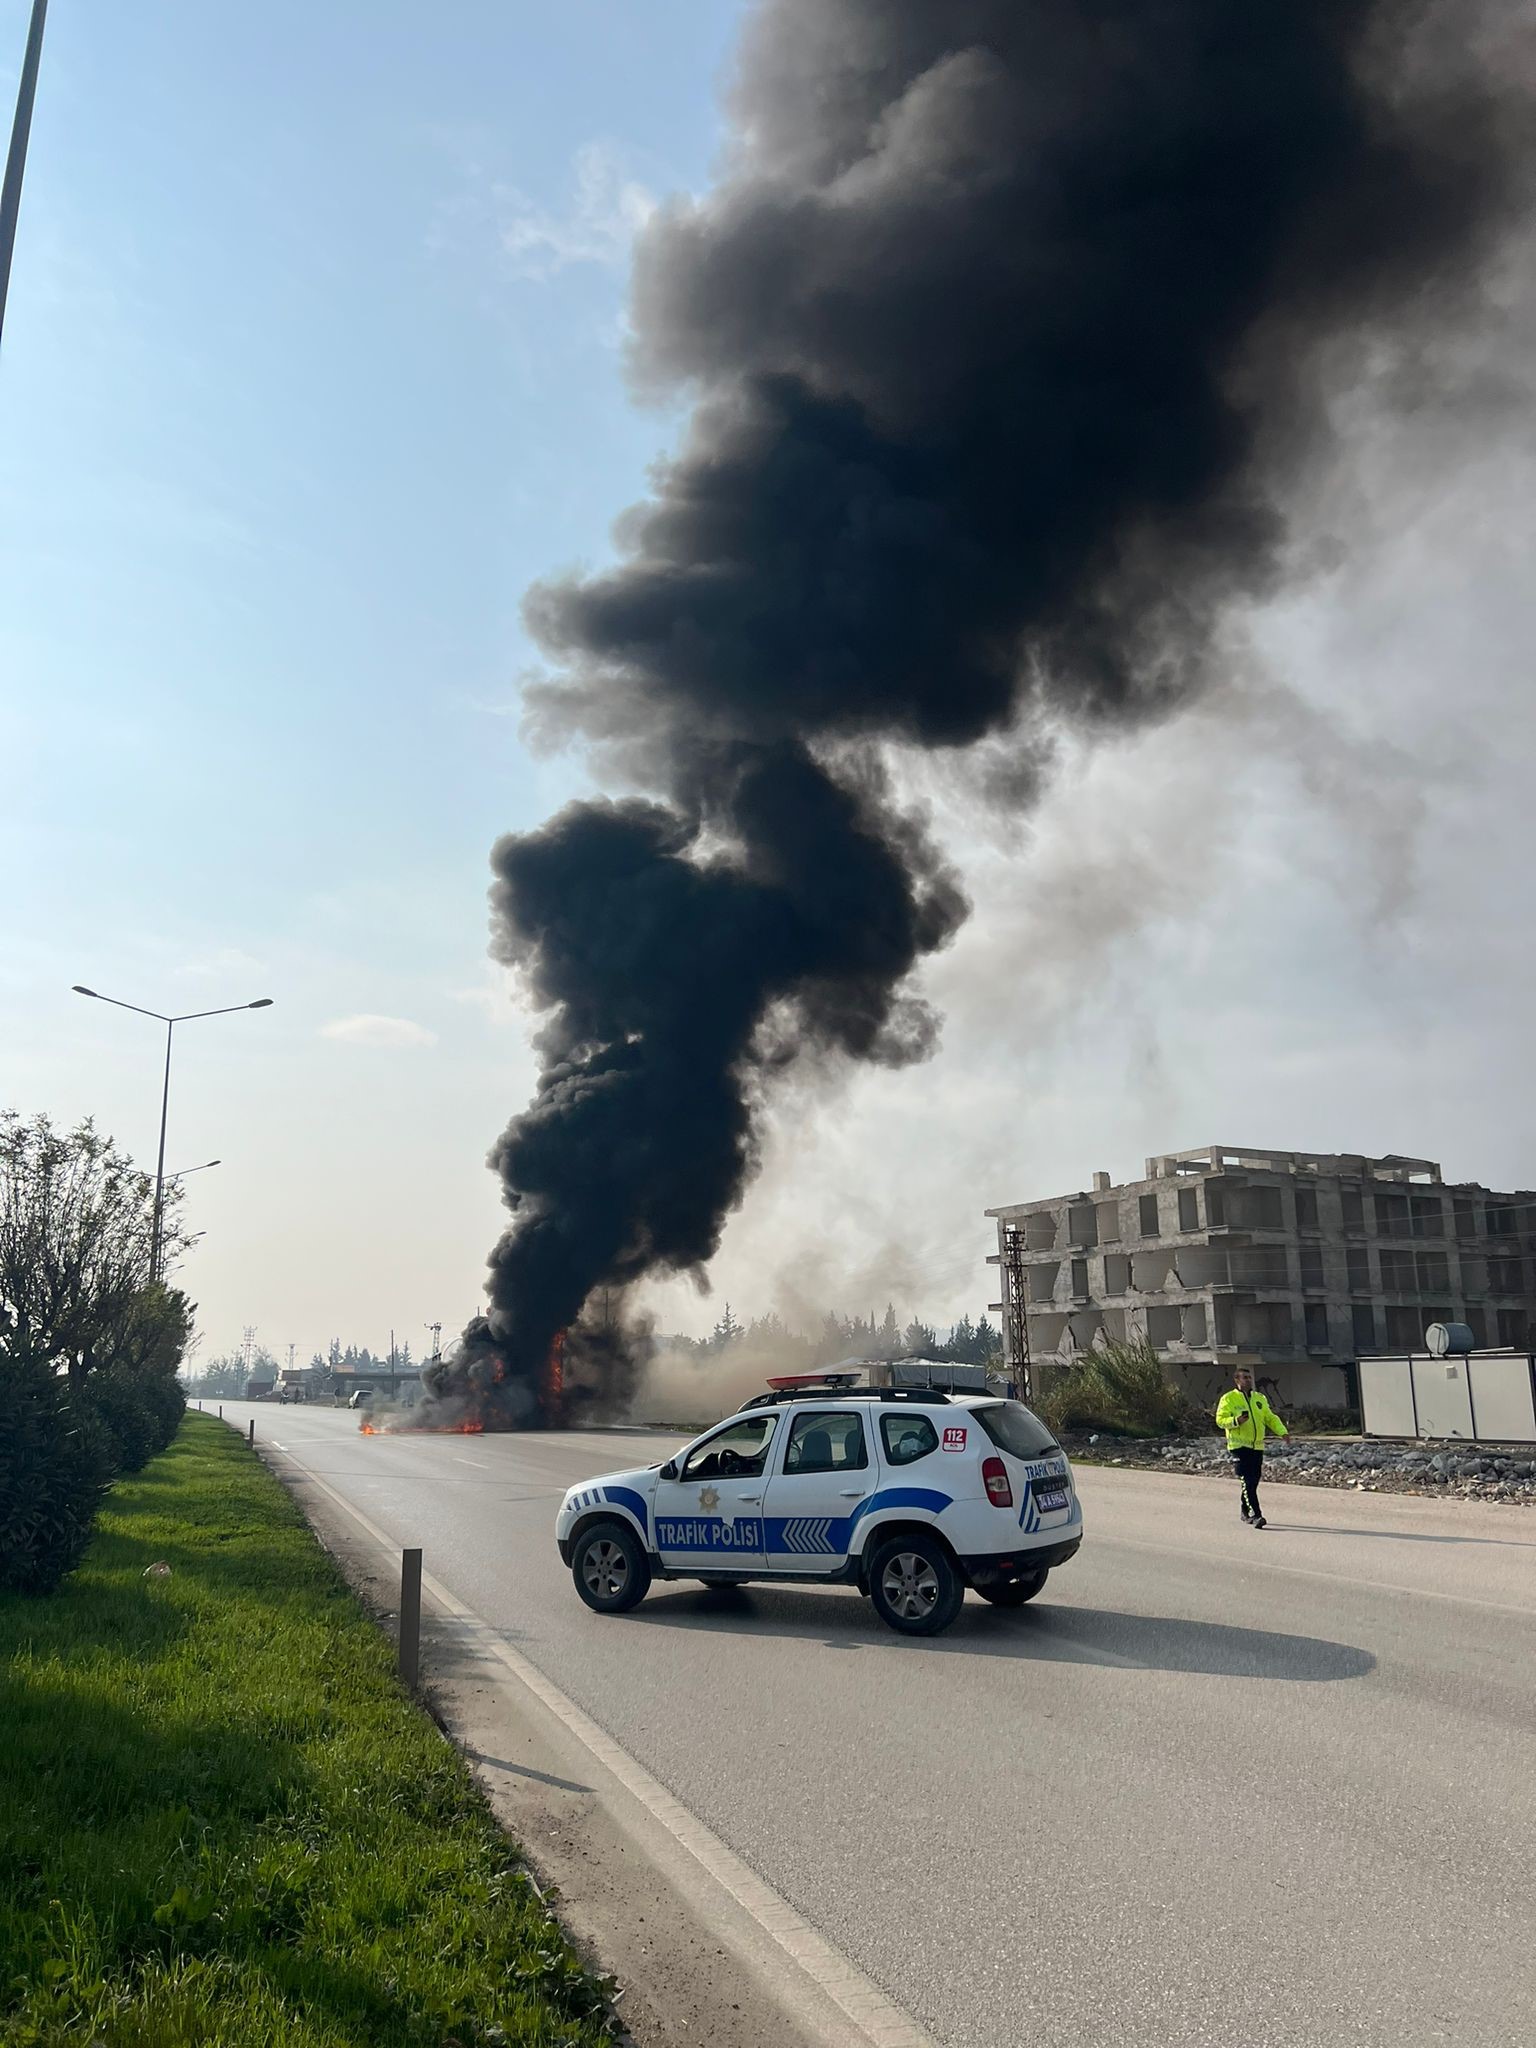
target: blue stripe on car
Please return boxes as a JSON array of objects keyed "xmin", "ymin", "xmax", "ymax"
[
  {"xmin": 765, "ymin": 1515, "xmax": 851, "ymax": 1554},
  {"xmin": 760, "ymin": 1486, "xmax": 954, "ymax": 1555},
  {"xmin": 849, "ymin": 1486, "xmax": 952, "ymax": 1528},
  {"xmin": 601, "ymin": 1484, "xmax": 650, "ymax": 1539}
]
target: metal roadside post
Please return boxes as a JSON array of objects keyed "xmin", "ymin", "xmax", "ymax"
[
  {"xmin": 248, "ymin": 1418, "xmax": 254, "ymax": 1448},
  {"xmin": 398, "ymin": 1549, "xmax": 423, "ymax": 1691}
]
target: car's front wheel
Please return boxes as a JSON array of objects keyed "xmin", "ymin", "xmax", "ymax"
[
  {"xmin": 571, "ymin": 1520, "xmax": 651, "ymax": 1615},
  {"xmin": 976, "ymin": 1570, "xmax": 1048, "ymax": 1607},
  {"xmin": 868, "ymin": 1533, "xmax": 964, "ymax": 1636}
]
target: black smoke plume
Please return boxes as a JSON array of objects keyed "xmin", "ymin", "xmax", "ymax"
[{"xmin": 447, "ymin": 0, "xmax": 1526, "ymax": 1423}]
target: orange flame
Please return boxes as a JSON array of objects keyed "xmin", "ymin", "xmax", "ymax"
[
  {"xmin": 542, "ymin": 1330, "xmax": 566, "ymax": 1424},
  {"xmin": 358, "ymin": 1416, "xmax": 485, "ymax": 1436}
]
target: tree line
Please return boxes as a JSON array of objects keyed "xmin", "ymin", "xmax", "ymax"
[
  {"xmin": 192, "ymin": 1311, "xmax": 1003, "ymax": 1405},
  {"xmin": 185, "ymin": 1337, "xmax": 418, "ymax": 1399},
  {"xmin": 667, "ymin": 1303, "xmax": 1005, "ymax": 1369},
  {"xmin": 0, "ymin": 1114, "xmax": 192, "ymax": 1593}
]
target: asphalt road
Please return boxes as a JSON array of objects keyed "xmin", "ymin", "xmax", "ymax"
[{"xmin": 216, "ymin": 1401, "xmax": 1536, "ymax": 2048}]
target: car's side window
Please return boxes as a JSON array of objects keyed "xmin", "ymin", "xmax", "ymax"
[
  {"xmin": 783, "ymin": 1410, "xmax": 867, "ymax": 1475},
  {"xmin": 881, "ymin": 1413, "xmax": 940, "ymax": 1466},
  {"xmin": 680, "ymin": 1414, "xmax": 777, "ymax": 1483}
]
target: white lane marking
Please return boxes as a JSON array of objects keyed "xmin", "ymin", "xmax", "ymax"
[
  {"xmin": 270, "ymin": 1444, "xmax": 936, "ymax": 2048},
  {"xmin": 1092, "ymin": 1530, "xmax": 1536, "ymax": 1620},
  {"xmin": 453, "ymin": 1455, "xmax": 490, "ymax": 1469}
]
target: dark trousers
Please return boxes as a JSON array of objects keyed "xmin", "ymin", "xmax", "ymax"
[{"xmin": 1232, "ymin": 1448, "xmax": 1264, "ymax": 1520}]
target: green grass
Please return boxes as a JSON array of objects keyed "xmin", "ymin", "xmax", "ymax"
[{"xmin": 0, "ymin": 1415, "xmax": 615, "ymax": 2048}]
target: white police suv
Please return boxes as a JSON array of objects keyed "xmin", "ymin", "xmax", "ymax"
[{"xmin": 555, "ymin": 1375, "xmax": 1082, "ymax": 1636}]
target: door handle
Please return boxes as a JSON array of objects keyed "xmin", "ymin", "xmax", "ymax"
[
  {"xmin": 739, "ymin": 1494, "xmax": 762, "ymax": 1504},
  {"xmin": 838, "ymin": 1489, "xmax": 866, "ymax": 1498}
]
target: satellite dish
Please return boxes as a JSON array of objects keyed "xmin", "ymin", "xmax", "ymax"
[{"xmin": 1425, "ymin": 1322, "xmax": 1473, "ymax": 1357}]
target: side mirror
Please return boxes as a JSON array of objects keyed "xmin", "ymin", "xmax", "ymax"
[{"xmin": 659, "ymin": 1459, "xmax": 678, "ymax": 1481}]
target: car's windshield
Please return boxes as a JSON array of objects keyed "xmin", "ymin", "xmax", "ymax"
[
  {"xmin": 679, "ymin": 1413, "xmax": 777, "ymax": 1482},
  {"xmin": 970, "ymin": 1401, "xmax": 1060, "ymax": 1459}
]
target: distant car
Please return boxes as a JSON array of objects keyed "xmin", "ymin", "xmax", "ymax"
[
  {"xmin": 554, "ymin": 1377, "xmax": 1082, "ymax": 1637},
  {"xmin": 347, "ymin": 1388, "xmax": 374, "ymax": 1410}
]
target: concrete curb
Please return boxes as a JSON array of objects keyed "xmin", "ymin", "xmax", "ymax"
[{"xmin": 243, "ymin": 1417, "xmax": 938, "ymax": 2048}]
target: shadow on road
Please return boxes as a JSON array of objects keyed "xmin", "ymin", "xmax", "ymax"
[
  {"xmin": 628, "ymin": 1586, "xmax": 1375, "ymax": 1680},
  {"xmin": 1269, "ymin": 1522, "xmax": 1536, "ymax": 1549}
]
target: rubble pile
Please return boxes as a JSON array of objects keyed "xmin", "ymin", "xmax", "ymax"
[{"xmin": 1062, "ymin": 1433, "xmax": 1536, "ymax": 1505}]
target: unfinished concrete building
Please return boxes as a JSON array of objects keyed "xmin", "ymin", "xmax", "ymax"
[{"xmin": 987, "ymin": 1146, "xmax": 1536, "ymax": 1410}]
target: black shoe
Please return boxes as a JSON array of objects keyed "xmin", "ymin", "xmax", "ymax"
[
  {"xmin": 1241, "ymin": 1509, "xmax": 1254, "ymax": 1522},
  {"xmin": 1252, "ymin": 1516, "xmax": 1267, "ymax": 1529}
]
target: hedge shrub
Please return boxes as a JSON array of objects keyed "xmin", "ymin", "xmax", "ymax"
[{"xmin": 0, "ymin": 1360, "xmax": 109, "ymax": 1595}]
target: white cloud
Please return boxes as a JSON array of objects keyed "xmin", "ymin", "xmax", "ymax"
[
  {"xmin": 496, "ymin": 141, "xmax": 657, "ymax": 280},
  {"xmin": 321, "ymin": 1014, "xmax": 437, "ymax": 1049}
]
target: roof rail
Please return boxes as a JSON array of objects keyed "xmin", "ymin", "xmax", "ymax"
[{"xmin": 738, "ymin": 1385, "xmax": 954, "ymax": 1410}]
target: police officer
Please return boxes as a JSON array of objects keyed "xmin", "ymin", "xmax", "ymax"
[{"xmin": 1215, "ymin": 1367, "xmax": 1288, "ymax": 1528}]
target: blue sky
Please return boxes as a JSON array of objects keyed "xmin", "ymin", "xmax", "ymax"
[
  {"xmin": 1, "ymin": 0, "xmax": 744, "ymax": 1362},
  {"xmin": 4, "ymin": 1, "xmax": 1533, "ymax": 1372}
]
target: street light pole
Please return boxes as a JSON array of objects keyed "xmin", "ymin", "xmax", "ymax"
[
  {"xmin": 0, "ymin": 0, "xmax": 49, "ymax": 350},
  {"xmin": 152, "ymin": 1017, "xmax": 173, "ymax": 1282},
  {"xmin": 71, "ymin": 986, "xmax": 273, "ymax": 1281}
]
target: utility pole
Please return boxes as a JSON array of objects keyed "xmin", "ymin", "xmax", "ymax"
[
  {"xmin": 425, "ymin": 1320, "xmax": 442, "ymax": 1360},
  {"xmin": 241, "ymin": 1326, "xmax": 257, "ymax": 1383},
  {"xmin": 0, "ymin": 0, "xmax": 48, "ymax": 351}
]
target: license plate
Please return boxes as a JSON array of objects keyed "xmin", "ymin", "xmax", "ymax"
[{"xmin": 1034, "ymin": 1486, "xmax": 1070, "ymax": 1513}]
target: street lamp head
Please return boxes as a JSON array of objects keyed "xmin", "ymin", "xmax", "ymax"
[
  {"xmin": 71, "ymin": 984, "xmax": 98, "ymax": 997},
  {"xmin": 249, "ymin": 998, "xmax": 274, "ymax": 1009}
]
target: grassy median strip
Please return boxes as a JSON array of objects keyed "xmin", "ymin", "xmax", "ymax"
[{"xmin": 0, "ymin": 1413, "xmax": 616, "ymax": 2047}]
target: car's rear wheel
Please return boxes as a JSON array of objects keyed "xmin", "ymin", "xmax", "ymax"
[
  {"xmin": 976, "ymin": 1569, "xmax": 1048, "ymax": 1607},
  {"xmin": 868, "ymin": 1533, "xmax": 964, "ymax": 1636},
  {"xmin": 572, "ymin": 1520, "xmax": 651, "ymax": 1615}
]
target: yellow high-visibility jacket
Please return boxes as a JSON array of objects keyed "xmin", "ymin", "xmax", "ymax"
[{"xmin": 1215, "ymin": 1388, "xmax": 1289, "ymax": 1451}]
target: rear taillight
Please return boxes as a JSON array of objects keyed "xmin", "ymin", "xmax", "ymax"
[{"xmin": 982, "ymin": 1455, "xmax": 1013, "ymax": 1507}]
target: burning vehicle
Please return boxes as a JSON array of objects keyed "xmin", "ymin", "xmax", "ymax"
[
  {"xmin": 410, "ymin": 1319, "xmax": 563, "ymax": 1429},
  {"xmin": 390, "ymin": 1319, "xmax": 629, "ymax": 1433}
]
